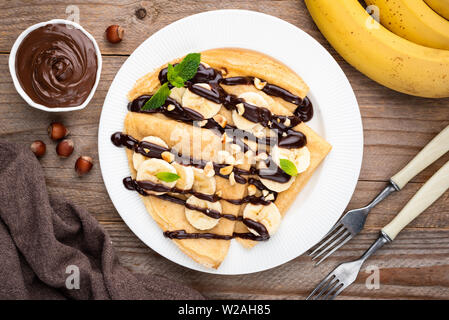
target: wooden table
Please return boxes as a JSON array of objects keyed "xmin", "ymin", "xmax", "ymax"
[{"xmin": 1, "ymin": 0, "xmax": 448, "ymax": 300}]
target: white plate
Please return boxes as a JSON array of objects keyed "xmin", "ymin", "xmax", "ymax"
[{"xmin": 98, "ymin": 9, "xmax": 363, "ymax": 275}]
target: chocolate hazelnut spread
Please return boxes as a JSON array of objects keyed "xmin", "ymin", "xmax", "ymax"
[{"xmin": 15, "ymin": 23, "xmax": 98, "ymax": 108}]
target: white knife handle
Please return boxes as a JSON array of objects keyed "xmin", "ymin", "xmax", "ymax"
[
  {"xmin": 391, "ymin": 125, "xmax": 449, "ymax": 190},
  {"xmin": 383, "ymin": 160, "xmax": 449, "ymax": 240}
]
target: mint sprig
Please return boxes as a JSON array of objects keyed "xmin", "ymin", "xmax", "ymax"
[
  {"xmin": 279, "ymin": 159, "xmax": 298, "ymax": 177},
  {"xmin": 140, "ymin": 53, "xmax": 201, "ymax": 111},
  {"xmin": 142, "ymin": 82, "xmax": 171, "ymax": 110},
  {"xmin": 156, "ymin": 172, "xmax": 180, "ymax": 182}
]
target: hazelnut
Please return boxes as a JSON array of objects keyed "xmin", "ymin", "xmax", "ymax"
[
  {"xmin": 105, "ymin": 25, "xmax": 124, "ymax": 44},
  {"xmin": 75, "ymin": 156, "xmax": 93, "ymax": 176},
  {"xmin": 56, "ymin": 139, "xmax": 74, "ymax": 158},
  {"xmin": 48, "ymin": 122, "xmax": 69, "ymax": 140},
  {"xmin": 161, "ymin": 151, "xmax": 174, "ymax": 163},
  {"xmin": 30, "ymin": 140, "xmax": 46, "ymax": 157}
]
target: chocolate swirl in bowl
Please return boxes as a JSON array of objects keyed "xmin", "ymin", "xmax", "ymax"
[{"xmin": 15, "ymin": 23, "xmax": 98, "ymax": 108}]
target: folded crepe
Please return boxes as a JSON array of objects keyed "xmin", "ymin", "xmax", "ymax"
[{"xmin": 121, "ymin": 48, "xmax": 331, "ymax": 267}]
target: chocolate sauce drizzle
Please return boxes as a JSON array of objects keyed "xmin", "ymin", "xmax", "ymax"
[
  {"xmin": 123, "ymin": 177, "xmax": 276, "ymax": 206},
  {"xmin": 113, "ymin": 63, "xmax": 314, "ymax": 241},
  {"xmin": 128, "ymin": 63, "xmax": 312, "ymax": 150},
  {"xmin": 123, "ymin": 177, "xmax": 270, "ymax": 241}
]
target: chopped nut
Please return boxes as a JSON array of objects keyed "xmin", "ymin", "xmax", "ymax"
[
  {"xmin": 230, "ymin": 144, "xmax": 241, "ymax": 154},
  {"xmin": 216, "ymin": 190, "xmax": 223, "ymax": 198},
  {"xmin": 213, "ymin": 114, "xmax": 227, "ymax": 128},
  {"xmin": 262, "ymin": 190, "xmax": 269, "ymax": 197},
  {"xmin": 196, "ymin": 120, "xmax": 208, "ymax": 127},
  {"xmin": 219, "ymin": 165, "xmax": 234, "ymax": 176},
  {"xmin": 220, "ymin": 67, "xmax": 228, "ymax": 76},
  {"xmin": 221, "ymin": 132, "xmax": 227, "ymax": 144},
  {"xmin": 167, "ymin": 104, "xmax": 175, "ymax": 111},
  {"xmin": 225, "ymin": 155, "xmax": 236, "ymax": 165},
  {"xmin": 282, "ymin": 132, "xmax": 287, "ymax": 137},
  {"xmin": 265, "ymin": 193, "xmax": 275, "ymax": 201},
  {"xmin": 236, "ymin": 103, "xmax": 245, "ymax": 116},
  {"xmin": 161, "ymin": 151, "xmax": 174, "ymax": 163},
  {"xmin": 254, "ymin": 77, "xmax": 267, "ymax": 90},
  {"xmin": 143, "ymin": 148, "xmax": 150, "ymax": 154},
  {"xmin": 248, "ymin": 184, "xmax": 257, "ymax": 196},
  {"xmin": 256, "ymin": 152, "xmax": 268, "ymax": 161},
  {"xmin": 284, "ymin": 118, "xmax": 291, "ymax": 127},
  {"xmin": 277, "ymin": 118, "xmax": 281, "ymax": 123},
  {"xmin": 204, "ymin": 161, "xmax": 215, "ymax": 177},
  {"xmin": 229, "ymin": 172, "xmax": 236, "ymax": 186}
]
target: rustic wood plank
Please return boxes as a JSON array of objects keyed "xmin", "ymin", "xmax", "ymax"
[
  {"xmin": 1, "ymin": 0, "xmax": 449, "ymax": 300},
  {"xmin": 105, "ymin": 222, "xmax": 449, "ymax": 299}
]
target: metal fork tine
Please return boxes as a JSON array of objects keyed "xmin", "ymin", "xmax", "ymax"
[
  {"xmin": 309, "ymin": 224, "xmax": 345, "ymax": 257},
  {"xmin": 305, "ymin": 274, "xmax": 334, "ymax": 300},
  {"xmin": 312, "ymin": 230, "xmax": 350, "ymax": 262},
  {"xmin": 323, "ymin": 281, "xmax": 343, "ymax": 300},
  {"xmin": 315, "ymin": 278, "xmax": 339, "ymax": 300},
  {"xmin": 315, "ymin": 233, "xmax": 353, "ymax": 266},
  {"xmin": 330, "ymin": 284, "xmax": 346, "ymax": 300}
]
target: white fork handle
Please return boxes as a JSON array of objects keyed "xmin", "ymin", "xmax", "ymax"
[
  {"xmin": 391, "ymin": 125, "xmax": 449, "ymax": 190},
  {"xmin": 383, "ymin": 160, "xmax": 449, "ymax": 240}
]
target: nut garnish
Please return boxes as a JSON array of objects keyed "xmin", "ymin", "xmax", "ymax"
[
  {"xmin": 204, "ymin": 161, "xmax": 215, "ymax": 177},
  {"xmin": 167, "ymin": 104, "xmax": 175, "ymax": 111},
  {"xmin": 196, "ymin": 120, "xmax": 208, "ymax": 127},
  {"xmin": 265, "ymin": 193, "xmax": 275, "ymax": 201},
  {"xmin": 230, "ymin": 144, "xmax": 241, "ymax": 154},
  {"xmin": 284, "ymin": 118, "xmax": 291, "ymax": 127},
  {"xmin": 262, "ymin": 190, "xmax": 269, "ymax": 197},
  {"xmin": 219, "ymin": 165, "xmax": 234, "ymax": 176},
  {"xmin": 229, "ymin": 172, "xmax": 236, "ymax": 186},
  {"xmin": 256, "ymin": 152, "xmax": 268, "ymax": 161},
  {"xmin": 236, "ymin": 103, "xmax": 245, "ymax": 116},
  {"xmin": 161, "ymin": 151, "xmax": 174, "ymax": 163},
  {"xmin": 248, "ymin": 184, "xmax": 257, "ymax": 196},
  {"xmin": 216, "ymin": 190, "xmax": 223, "ymax": 198},
  {"xmin": 254, "ymin": 77, "xmax": 267, "ymax": 90},
  {"xmin": 213, "ymin": 114, "xmax": 227, "ymax": 128}
]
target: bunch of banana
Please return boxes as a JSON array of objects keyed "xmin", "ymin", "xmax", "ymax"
[
  {"xmin": 365, "ymin": 0, "xmax": 449, "ymax": 49},
  {"xmin": 304, "ymin": 0, "xmax": 449, "ymax": 98},
  {"xmin": 425, "ymin": 0, "xmax": 449, "ymax": 20}
]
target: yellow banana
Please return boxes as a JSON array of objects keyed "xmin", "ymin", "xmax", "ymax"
[
  {"xmin": 365, "ymin": 0, "xmax": 449, "ymax": 49},
  {"xmin": 425, "ymin": 0, "xmax": 449, "ymax": 20},
  {"xmin": 304, "ymin": 0, "xmax": 449, "ymax": 98}
]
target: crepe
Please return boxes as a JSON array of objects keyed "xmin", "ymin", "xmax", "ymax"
[{"xmin": 122, "ymin": 48, "xmax": 332, "ymax": 267}]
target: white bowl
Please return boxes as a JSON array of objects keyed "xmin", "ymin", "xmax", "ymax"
[{"xmin": 9, "ymin": 19, "xmax": 102, "ymax": 112}]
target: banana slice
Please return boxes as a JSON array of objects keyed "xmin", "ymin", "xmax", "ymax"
[
  {"xmin": 192, "ymin": 167, "xmax": 216, "ymax": 195},
  {"xmin": 243, "ymin": 202, "xmax": 281, "ymax": 236},
  {"xmin": 260, "ymin": 175, "xmax": 295, "ymax": 193},
  {"xmin": 185, "ymin": 195, "xmax": 221, "ymax": 230},
  {"xmin": 172, "ymin": 162, "xmax": 194, "ymax": 191},
  {"xmin": 169, "ymin": 87, "xmax": 186, "ymax": 104},
  {"xmin": 182, "ymin": 83, "xmax": 222, "ymax": 119},
  {"xmin": 232, "ymin": 92, "xmax": 268, "ymax": 132},
  {"xmin": 272, "ymin": 145, "xmax": 311, "ymax": 174},
  {"xmin": 133, "ymin": 136, "xmax": 169, "ymax": 171},
  {"xmin": 136, "ymin": 159, "xmax": 177, "ymax": 195},
  {"xmin": 260, "ymin": 146, "xmax": 310, "ymax": 192}
]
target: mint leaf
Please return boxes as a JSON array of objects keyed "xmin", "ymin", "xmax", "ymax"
[
  {"xmin": 279, "ymin": 159, "xmax": 298, "ymax": 177},
  {"xmin": 166, "ymin": 53, "xmax": 201, "ymax": 88},
  {"xmin": 141, "ymin": 82, "xmax": 171, "ymax": 110},
  {"xmin": 175, "ymin": 53, "xmax": 201, "ymax": 80},
  {"xmin": 167, "ymin": 64, "xmax": 186, "ymax": 88},
  {"xmin": 156, "ymin": 172, "xmax": 180, "ymax": 182}
]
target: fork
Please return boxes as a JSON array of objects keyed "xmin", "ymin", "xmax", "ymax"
[
  {"xmin": 307, "ymin": 160, "xmax": 449, "ymax": 300},
  {"xmin": 309, "ymin": 125, "xmax": 449, "ymax": 265}
]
